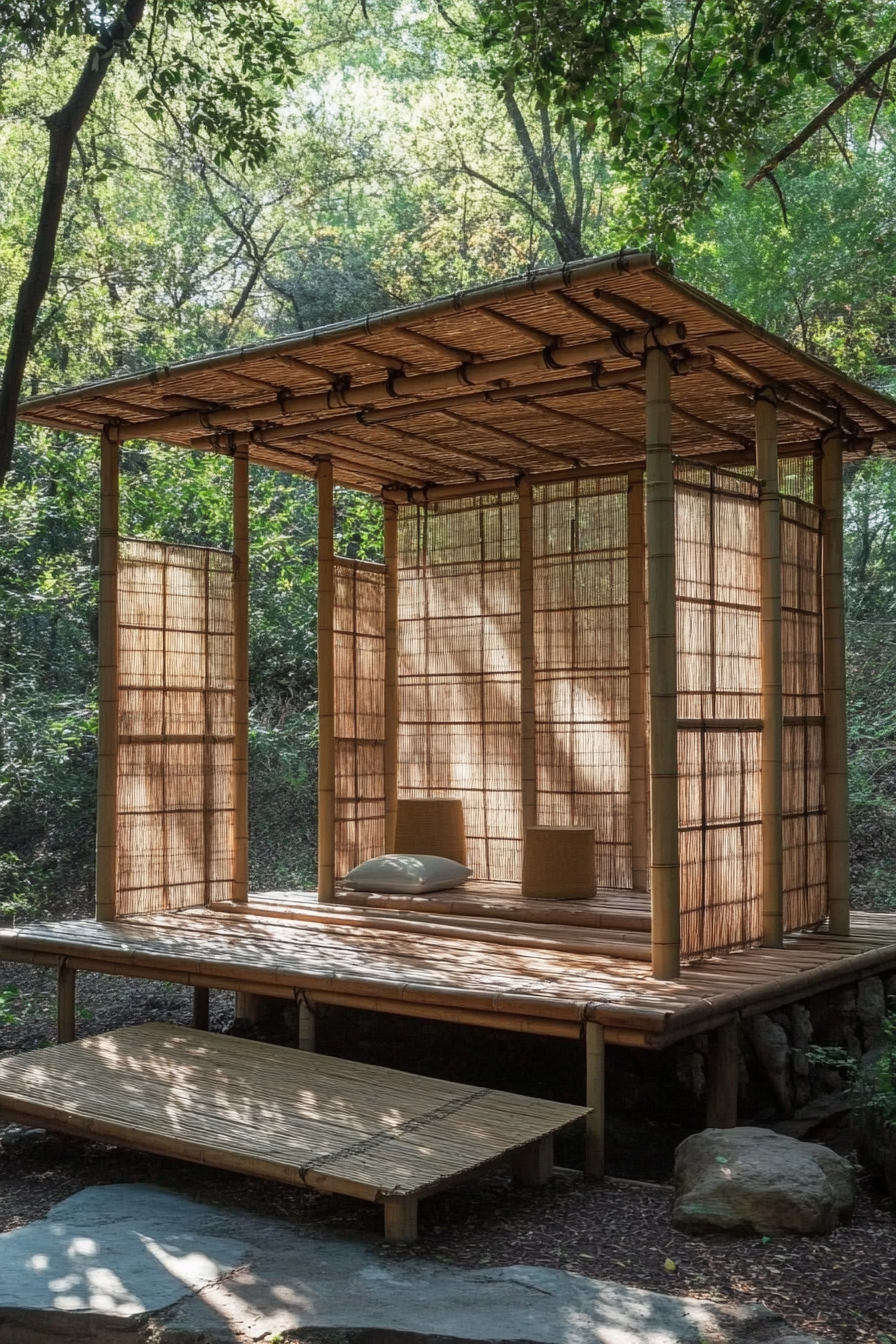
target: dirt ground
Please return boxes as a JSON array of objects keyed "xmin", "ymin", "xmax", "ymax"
[{"xmin": 0, "ymin": 961, "xmax": 894, "ymax": 1344}]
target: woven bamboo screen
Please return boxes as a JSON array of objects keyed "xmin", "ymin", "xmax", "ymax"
[
  {"xmin": 334, "ymin": 558, "xmax": 386, "ymax": 876},
  {"xmin": 533, "ymin": 476, "xmax": 630, "ymax": 887},
  {"xmin": 781, "ymin": 487, "xmax": 827, "ymax": 929},
  {"xmin": 397, "ymin": 492, "xmax": 521, "ymax": 880},
  {"xmin": 675, "ymin": 464, "xmax": 762, "ymax": 958},
  {"xmin": 117, "ymin": 540, "xmax": 235, "ymax": 915}
]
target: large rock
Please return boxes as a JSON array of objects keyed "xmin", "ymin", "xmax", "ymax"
[{"xmin": 673, "ymin": 1127, "xmax": 855, "ymax": 1236}]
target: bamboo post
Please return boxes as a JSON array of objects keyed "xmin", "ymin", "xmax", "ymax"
[
  {"xmin": 519, "ymin": 478, "xmax": 537, "ymax": 831},
  {"xmin": 318, "ymin": 459, "xmax": 336, "ymax": 901},
  {"xmin": 57, "ymin": 962, "xmax": 76, "ymax": 1044},
  {"xmin": 821, "ymin": 430, "xmax": 850, "ymax": 936},
  {"xmin": 384, "ymin": 502, "xmax": 399, "ymax": 852},
  {"xmin": 383, "ymin": 1195, "xmax": 418, "ymax": 1243},
  {"xmin": 645, "ymin": 346, "xmax": 681, "ymax": 979},
  {"xmin": 584, "ymin": 1020, "xmax": 605, "ymax": 1179},
  {"xmin": 705, "ymin": 1019, "xmax": 739, "ymax": 1128},
  {"xmin": 628, "ymin": 469, "xmax": 649, "ymax": 892},
  {"xmin": 192, "ymin": 986, "xmax": 210, "ymax": 1031},
  {"xmin": 96, "ymin": 428, "xmax": 119, "ymax": 922},
  {"xmin": 298, "ymin": 997, "xmax": 316, "ymax": 1052},
  {"xmin": 511, "ymin": 1134, "xmax": 553, "ymax": 1185},
  {"xmin": 232, "ymin": 446, "xmax": 250, "ymax": 903},
  {"xmin": 757, "ymin": 392, "xmax": 784, "ymax": 947}
]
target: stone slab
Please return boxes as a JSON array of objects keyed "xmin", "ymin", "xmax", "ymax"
[{"xmin": 0, "ymin": 1184, "xmax": 837, "ymax": 1344}]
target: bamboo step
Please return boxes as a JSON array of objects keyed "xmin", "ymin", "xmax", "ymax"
[{"xmin": 0, "ymin": 1024, "xmax": 587, "ymax": 1243}]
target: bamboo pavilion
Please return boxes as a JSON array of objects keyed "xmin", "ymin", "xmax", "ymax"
[{"xmin": 3, "ymin": 249, "xmax": 896, "ymax": 1212}]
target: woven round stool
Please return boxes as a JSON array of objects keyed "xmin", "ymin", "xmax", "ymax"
[
  {"xmin": 521, "ymin": 826, "xmax": 596, "ymax": 900},
  {"xmin": 394, "ymin": 797, "xmax": 467, "ymax": 866}
]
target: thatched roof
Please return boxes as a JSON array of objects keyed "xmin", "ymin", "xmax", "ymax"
[{"xmin": 18, "ymin": 249, "xmax": 896, "ymax": 496}]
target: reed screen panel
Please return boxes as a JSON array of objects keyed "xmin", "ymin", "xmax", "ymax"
[
  {"xmin": 397, "ymin": 493, "xmax": 521, "ymax": 880},
  {"xmin": 334, "ymin": 559, "xmax": 386, "ymax": 876},
  {"xmin": 781, "ymin": 490, "xmax": 827, "ymax": 929},
  {"xmin": 533, "ymin": 476, "xmax": 630, "ymax": 888},
  {"xmin": 675, "ymin": 464, "xmax": 762, "ymax": 957},
  {"xmin": 117, "ymin": 540, "xmax": 235, "ymax": 915}
]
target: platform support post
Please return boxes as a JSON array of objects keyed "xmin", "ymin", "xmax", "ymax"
[
  {"xmin": 757, "ymin": 393, "xmax": 784, "ymax": 948},
  {"xmin": 821, "ymin": 430, "xmax": 850, "ymax": 937},
  {"xmin": 512, "ymin": 1134, "xmax": 553, "ymax": 1185},
  {"xmin": 584, "ymin": 1020, "xmax": 605, "ymax": 1179},
  {"xmin": 192, "ymin": 986, "xmax": 210, "ymax": 1031},
  {"xmin": 384, "ymin": 501, "xmax": 399, "ymax": 853},
  {"xmin": 232, "ymin": 445, "xmax": 250, "ymax": 904},
  {"xmin": 519, "ymin": 478, "xmax": 537, "ymax": 831},
  {"xmin": 317, "ymin": 459, "xmax": 336, "ymax": 901},
  {"xmin": 645, "ymin": 346, "xmax": 680, "ymax": 978},
  {"xmin": 706, "ymin": 1019, "xmax": 740, "ymax": 1128},
  {"xmin": 57, "ymin": 962, "xmax": 76, "ymax": 1044},
  {"xmin": 96, "ymin": 428, "xmax": 119, "ymax": 922},
  {"xmin": 383, "ymin": 1195, "xmax": 418, "ymax": 1243},
  {"xmin": 298, "ymin": 997, "xmax": 316, "ymax": 1052},
  {"xmin": 628, "ymin": 468, "xmax": 649, "ymax": 893}
]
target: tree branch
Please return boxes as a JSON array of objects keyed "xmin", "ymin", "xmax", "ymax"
[
  {"xmin": 0, "ymin": 0, "xmax": 146, "ymax": 485},
  {"xmin": 744, "ymin": 39, "xmax": 896, "ymax": 188}
]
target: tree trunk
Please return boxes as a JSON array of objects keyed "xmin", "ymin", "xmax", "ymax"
[{"xmin": 0, "ymin": 0, "xmax": 146, "ymax": 487}]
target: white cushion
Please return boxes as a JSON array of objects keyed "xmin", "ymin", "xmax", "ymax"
[{"xmin": 341, "ymin": 853, "xmax": 472, "ymax": 894}]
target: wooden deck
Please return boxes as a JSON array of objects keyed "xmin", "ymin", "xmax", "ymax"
[
  {"xmin": 0, "ymin": 1023, "xmax": 586, "ymax": 1241},
  {"xmin": 2, "ymin": 902, "xmax": 895, "ymax": 1048}
]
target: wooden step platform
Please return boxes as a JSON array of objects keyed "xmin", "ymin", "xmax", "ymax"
[{"xmin": 0, "ymin": 1024, "xmax": 587, "ymax": 1242}]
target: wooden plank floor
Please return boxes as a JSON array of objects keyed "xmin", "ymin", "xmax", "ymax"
[
  {"xmin": 0, "ymin": 1024, "xmax": 586, "ymax": 1240},
  {"xmin": 2, "ymin": 907, "xmax": 895, "ymax": 1047}
]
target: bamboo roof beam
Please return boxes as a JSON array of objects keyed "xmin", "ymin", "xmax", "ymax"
[
  {"xmin": 433, "ymin": 407, "xmax": 588, "ymax": 468},
  {"xmin": 707, "ymin": 364, "xmax": 834, "ymax": 430},
  {"xmin": 547, "ymin": 290, "xmax": 622, "ymax": 333},
  {"xmin": 479, "ymin": 307, "xmax": 556, "ymax": 345},
  {"xmin": 593, "ymin": 288, "xmax": 673, "ymax": 329},
  {"xmin": 107, "ymin": 325, "xmax": 686, "ymax": 443},
  {"xmin": 398, "ymin": 328, "xmax": 477, "ymax": 362},
  {"xmin": 521, "ymin": 396, "xmax": 644, "ymax": 451},
  {"xmin": 344, "ymin": 421, "xmax": 509, "ymax": 476},
  {"xmin": 705, "ymin": 343, "xmax": 846, "ymax": 428},
  {"xmin": 623, "ymin": 384, "xmax": 753, "ymax": 447}
]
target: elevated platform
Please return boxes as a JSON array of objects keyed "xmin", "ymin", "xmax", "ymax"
[
  {"xmin": 0, "ymin": 1023, "xmax": 586, "ymax": 1241},
  {"xmin": 2, "ymin": 905, "xmax": 895, "ymax": 1048}
]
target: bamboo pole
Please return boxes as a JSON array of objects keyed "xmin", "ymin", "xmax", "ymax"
[
  {"xmin": 298, "ymin": 997, "xmax": 316, "ymax": 1052},
  {"xmin": 96, "ymin": 429, "xmax": 119, "ymax": 922},
  {"xmin": 821, "ymin": 430, "xmax": 851, "ymax": 936},
  {"xmin": 705, "ymin": 1018, "xmax": 739, "ymax": 1127},
  {"xmin": 584, "ymin": 1020, "xmax": 605, "ymax": 1178},
  {"xmin": 57, "ymin": 962, "xmax": 76, "ymax": 1044},
  {"xmin": 192, "ymin": 986, "xmax": 210, "ymax": 1031},
  {"xmin": 383, "ymin": 502, "xmax": 399, "ymax": 852},
  {"xmin": 628, "ymin": 469, "xmax": 649, "ymax": 892},
  {"xmin": 232, "ymin": 447, "xmax": 250, "ymax": 903},
  {"xmin": 645, "ymin": 346, "xmax": 681, "ymax": 979},
  {"xmin": 756, "ymin": 393, "xmax": 784, "ymax": 947},
  {"xmin": 318, "ymin": 459, "xmax": 336, "ymax": 901},
  {"xmin": 519, "ymin": 478, "xmax": 537, "ymax": 831}
]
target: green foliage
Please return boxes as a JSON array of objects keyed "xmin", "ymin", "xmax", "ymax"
[
  {"xmin": 476, "ymin": 0, "xmax": 885, "ymax": 241},
  {"xmin": 807, "ymin": 1012, "xmax": 896, "ymax": 1129}
]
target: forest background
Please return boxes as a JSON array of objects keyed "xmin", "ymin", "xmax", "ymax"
[{"xmin": 2, "ymin": 0, "xmax": 896, "ymax": 920}]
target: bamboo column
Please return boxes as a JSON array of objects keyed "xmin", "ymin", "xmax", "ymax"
[
  {"xmin": 584, "ymin": 1020, "xmax": 605, "ymax": 1179},
  {"xmin": 57, "ymin": 962, "xmax": 76, "ymax": 1044},
  {"xmin": 232, "ymin": 446, "xmax": 250, "ymax": 903},
  {"xmin": 645, "ymin": 346, "xmax": 680, "ymax": 979},
  {"xmin": 821, "ymin": 430, "xmax": 851, "ymax": 936},
  {"xmin": 192, "ymin": 986, "xmax": 210, "ymax": 1031},
  {"xmin": 519, "ymin": 478, "xmax": 537, "ymax": 831},
  {"xmin": 628, "ymin": 469, "xmax": 649, "ymax": 892},
  {"xmin": 318, "ymin": 459, "xmax": 336, "ymax": 901},
  {"xmin": 756, "ymin": 392, "xmax": 784, "ymax": 947},
  {"xmin": 705, "ymin": 1018, "xmax": 739, "ymax": 1128},
  {"xmin": 96, "ymin": 428, "xmax": 119, "ymax": 922},
  {"xmin": 384, "ymin": 502, "xmax": 399, "ymax": 852}
]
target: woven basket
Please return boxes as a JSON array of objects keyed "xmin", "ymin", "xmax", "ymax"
[
  {"xmin": 522, "ymin": 826, "xmax": 595, "ymax": 900},
  {"xmin": 394, "ymin": 798, "xmax": 467, "ymax": 866}
]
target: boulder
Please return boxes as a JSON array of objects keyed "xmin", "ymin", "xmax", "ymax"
[{"xmin": 672, "ymin": 1126, "xmax": 855, "ymax": 1236}]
